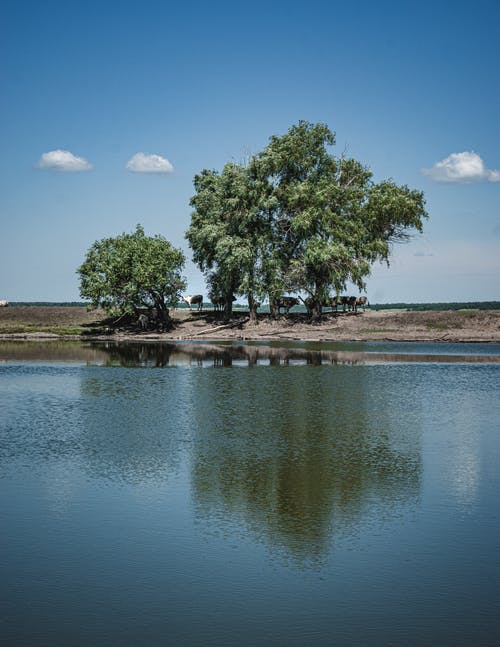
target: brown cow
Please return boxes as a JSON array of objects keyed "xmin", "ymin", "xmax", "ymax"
[
  {"xmin": 356, "ymin": 296, "xmax": 368, "ymax": 311},
  {"xmin": 210, "ymin": 295, "xmax": 236, "ymax": 311}
]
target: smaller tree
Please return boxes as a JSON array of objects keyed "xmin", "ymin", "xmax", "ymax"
[{"xmin": 77, "ymin": 225, "xmax": 186, "ymax": 329}]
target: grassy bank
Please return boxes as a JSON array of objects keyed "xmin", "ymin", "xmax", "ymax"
[{"xmin": 1, "ymin": 304, "xmax": 500, "ymax": 343}]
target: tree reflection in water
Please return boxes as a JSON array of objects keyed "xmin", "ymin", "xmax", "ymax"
[
  {"xmin": 73, "ymin": 342, "xmax": 424, "ymax": 562},
  {"xmin": 188, "ymin": 365, "xmax": 422, "ymax": 564},
  {"xmin": 0, "ymin": 341, "xmax": 432, "ymax": 563}
]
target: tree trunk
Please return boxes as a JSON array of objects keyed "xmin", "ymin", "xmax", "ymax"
[
  {"xmin": 155, "ymin": 302, "xmax": 172, "ymax": 331},
  {"xmin": 223, "ymin": 291, "xmax": 233, "ymax": 321},
  {"xmin": 269, "ymin": 298, "xmax": 278, "ymax": 319},
  {"xmin": 313, "ymin": 300, "xmax": 322, "ymax": 320},
  {"xmin": 248, "ymin": 292, "xmax": 258, "ymax": 323}
]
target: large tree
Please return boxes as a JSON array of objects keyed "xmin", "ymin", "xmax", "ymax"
[
  {"xmin": 250, "ymin": 121, "xmax": 428, "ymax": 316},
  {"xmin": 78, "ymin": 224, "xmax": 186, "ymax": 328},
  {"xmin": 187, "ymin": 121, "xmax": 428, "ymax": 319}
]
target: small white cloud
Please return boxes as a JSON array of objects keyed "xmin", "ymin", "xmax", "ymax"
[
  {"xmin": 126, "ymin": 152, "xmax": 174, "ymax": 174},
  {"xmin": 36, "ymin": 149, "xmax": 93, "ymax": 172},
  {"xmin": 422, "ymin": 151, "xmax": 500, "ymax": 183},
  {"xmin": 413, "ymin": 251, "xmax": 435, "ymax": 257}
]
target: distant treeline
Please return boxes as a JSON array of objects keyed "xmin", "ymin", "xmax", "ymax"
[
  {"xmin": 369, "ymin": 302, "xmax": 500, "ymax": 311},
  {"xmin": 6, "ymin": 300, "xmax": 500, "ymax": 311}
]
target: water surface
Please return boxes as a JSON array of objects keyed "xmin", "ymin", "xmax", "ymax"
[{"xmin": 1, "ymin": 341, "xmax": 499, "ymax": 645}]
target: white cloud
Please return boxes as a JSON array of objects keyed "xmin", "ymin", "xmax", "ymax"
[
  {"xmin": 422, "ymin": 151, "xmax": 500, "ymax": 183},
  {"xmin": 36, "ymin": 149, "xmax": 93, "ymax": 172},
  {"xmin": 126, "ymin": 152, "xmax": 174, "ymax": 174}
]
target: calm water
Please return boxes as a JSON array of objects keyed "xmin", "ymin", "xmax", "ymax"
[{"xmin": 1, "ymin": 341, "xmax": 500, "ymax": 646}]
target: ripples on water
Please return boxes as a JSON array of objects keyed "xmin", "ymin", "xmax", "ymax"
[{"xmin": 1, "ymin": 341, "xmax": 499, "ymax": 645}]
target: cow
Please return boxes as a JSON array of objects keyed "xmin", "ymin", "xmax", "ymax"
[
  {"xmin": 356, "ymin": 296, "xmax": 368, "ymax": 311},
  {"xmin": 325, "ymin": 296, "xmax": 343, "ymax": 312},
  {"xmin": 210, "ymin": 295, "xmax": 236, "ymax": 311},
  {"xmin": 211, "ymin": 295, "xmax": 225, "ymax": 311},
  {"xmin": 181, "ymin": 295, "xmax": 203, "ymax": 311},
  {"xmin": 334, "ymin": 296, "xmax": 358, "ymax": 312},
  {"xmin": 0, "ymin": 300, "xmax": 8, "ymax": 307},
  {"xmin": 277, "ymin": 296, "xmax": 300, "ymax": 315},
  {"xmin": 347, "ymin": 296, "xmax": 358, "ymax": 312},
  {"xmin": 335, "ymin": 296, "xmax": 350, "ymax": 312}
]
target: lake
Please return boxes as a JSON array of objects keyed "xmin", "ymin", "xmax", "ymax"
[{"xmin": 1, "ymin": 340, "xmax": 500, "ymax": 646}]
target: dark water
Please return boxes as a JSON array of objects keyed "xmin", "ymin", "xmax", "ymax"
[{"xmin": 1, "ymin": 341, "xmax": 499, "ymax": 646}]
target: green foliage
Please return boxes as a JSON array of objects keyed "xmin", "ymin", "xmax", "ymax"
[
  {"xmin": 77, "ymin": 225, "xmax": 186, "ymax": 321},
  {"xmin": 187, "ymin": 163, "xmax": 268, "ymax": 317},
  {"xmin": 187, "ymin": 121, "xmax": 428, "ymax": 316},
  {"xmin": 250, "ymin": 121, "xmax": 427, "ymax": 303}
]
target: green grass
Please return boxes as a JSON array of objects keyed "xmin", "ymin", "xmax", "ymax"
[
  {"xmin": 44, "ymin": 326, "xmax": 88, "ymax": 335},
  {"xmin": 0, "ymin": 324, "xmax": 100, "ymax": 336},
  {"xmin": 425, "ymin": 322, "xmax": 450, "ymax": 331}
]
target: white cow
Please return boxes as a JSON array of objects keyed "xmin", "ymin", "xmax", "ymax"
[
  {"xmin": 181, "ymin": 295, "xmax": 203, "ymax": 311},
  {"xmin": 0, "ymin": 300, "xmax": 9, "ymax": 307}
]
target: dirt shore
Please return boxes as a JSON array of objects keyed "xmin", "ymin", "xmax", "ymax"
[{"xmin": 1, "ymin": 305, "xmax": 499, "ymax": 343}]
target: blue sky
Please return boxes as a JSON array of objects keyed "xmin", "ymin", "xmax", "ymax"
[{"xmin": 1, "ymin": 0, "xmax": 499, "ymax": 303}]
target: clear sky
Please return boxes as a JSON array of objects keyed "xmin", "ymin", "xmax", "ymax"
[{"xmin": 1, "ymin": 0, "xmax": 499, "ymax": 303}]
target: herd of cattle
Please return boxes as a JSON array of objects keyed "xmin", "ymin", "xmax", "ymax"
[
  {"xmin": 0, "ymin": 296, "xmax": 367, "ymax": 317},
  {"xmin": 179, "ymin": 294, "xmax": 368, "ymax": 314},
  {"xmin": 180, "ymin": 294, "xmax": 237, "ymax": 311},
  {"xmin": 276, "ymin": 295, "xmax": 367, "ymax": 314}
]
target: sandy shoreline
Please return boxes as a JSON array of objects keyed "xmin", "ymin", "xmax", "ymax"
[{"xmin": 1, "ymin": 306, "xmax": 499, "ymax": 344}]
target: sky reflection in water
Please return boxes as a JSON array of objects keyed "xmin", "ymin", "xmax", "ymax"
[{"xmin": 1, "ymin": 341, "xmax": 499, "ymax": 645}]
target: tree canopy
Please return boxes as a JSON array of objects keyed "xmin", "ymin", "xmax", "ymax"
[
  {"xmin": 187, "ymin": 121, "xmax": 428, "ymax": 317},
  {"xmin": 78, "ymin": 225, "xmax": 186, "ymax": 327},
  {"xmin": 186, "ymin": 163, "xmax": 268, "ymax": 318}
]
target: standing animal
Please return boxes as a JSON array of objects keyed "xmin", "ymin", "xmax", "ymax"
[
  {"xmin": 0, "ymin": 300, "xmax": 8, "ymax": 307},
  {"xmin": 347, "ymin": 296, "xmax": 358, "ymax": 312},
  {"xmin": 336, "ymin": 296, "xmax": 350, "ymax": 311},
  {"xmin": 356, "ymin": 296, "xmax": 368, "ymax": 311},
  {"xmin": 326, "ymin": 296, "xmax": 343, "ymax": 311},
  {"xmin": 211, "ymin": 295, "xmax": 225, "ymax": 311},
  {"xmin": 277, "ymin": 296, "xmax": 300, "ymax": 314},
  {"xmin": 181, "ymin": 295, "xmax": 203, "ymax": 311},
  {"xmin": 210, "ymin": 295, "xmax": 236, "ymax": 311}
]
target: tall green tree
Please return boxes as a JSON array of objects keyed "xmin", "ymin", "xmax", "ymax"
[
  {"xmin": 250, "ymin": 121, "xmax": 428, "ymax": 316},
  {"xmin": 78, "ymin": 225, "xmax": 186, "ymax": 328},
  {"xmin": 186, "ymin": 163, "xmax": 268, "ymax": 320},
  {"xmin": 188, "ymin": 121, "xmax": 428, "ymax": 320}
]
